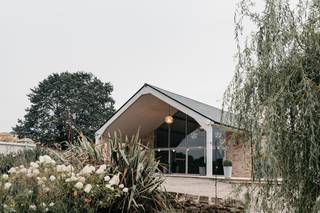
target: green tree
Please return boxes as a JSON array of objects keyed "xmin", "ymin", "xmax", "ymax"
[
  {"xmin": 223, "ymin": 0, "xmax": 320, "ymax": 212},
  {"xmin": 14, "ymin": 72, "xmax": 115, "ymax": 145}
]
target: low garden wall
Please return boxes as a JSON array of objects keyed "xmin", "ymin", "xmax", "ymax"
[{"xmin": 0, "ymin": 141, "xmax": 36, "ymax": 155}]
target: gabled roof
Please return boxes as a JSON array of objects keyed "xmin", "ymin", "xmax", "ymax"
[
  {"xmin": 146, "ymin": 84, "xmax": 223, "ymax": 124},
  {"xmin": 96, "ymin": 83, "xmax": 231, "ymax": 138}
]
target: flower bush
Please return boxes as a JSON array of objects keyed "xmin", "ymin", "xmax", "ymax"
[
  {"xmin": 0, "ymin": 155, "xmax": 129, "ymax": 212},
  {"xmin": 0, "ymin": 147, "xmax": 50, "ymax": 174},
  {"xmin": 59, "ymin": 131, "xmax": 173, "ymax": 212},
  {"xmin": 0, "ymin": 132, "xmax": 174, "ymax": 212}
]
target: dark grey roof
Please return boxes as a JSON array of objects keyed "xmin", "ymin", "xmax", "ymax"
[{"xmin": 146, "ymin": 84, "xmax": 226, "ymax": 125}]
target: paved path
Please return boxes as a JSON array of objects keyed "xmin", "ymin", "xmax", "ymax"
[{"xmin": 163, "ymin": 176, "xmax": 247, "ymax": 200}]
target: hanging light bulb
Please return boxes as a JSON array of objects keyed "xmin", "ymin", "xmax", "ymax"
[
  {"xmin": 164, "ymin": 115, "xmax": 174, "ymax": 124},
  {"xmin": 164, "ymin": 105, "xmax": 174, "ymax": 124}
]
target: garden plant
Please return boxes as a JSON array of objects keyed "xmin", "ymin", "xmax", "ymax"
[{"xmin": 0, "ymin": 132, "xmax": 172, "ymax": 212}]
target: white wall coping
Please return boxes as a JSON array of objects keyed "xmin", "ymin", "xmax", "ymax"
[
  {"xmin": 0, "ymin": 141, "xmax": 36, "ymax": 147},
  {"xmin": 165, "ymin": 174, "xmax": 283, "ymax": 184}
]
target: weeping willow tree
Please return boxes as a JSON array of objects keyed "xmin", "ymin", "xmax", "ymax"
[{"xmin": 223, "ymin": 0, "xmax": 320, "ymax": 212}]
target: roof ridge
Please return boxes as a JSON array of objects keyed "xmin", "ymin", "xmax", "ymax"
[{"xmin": 145, "ymin": 83, "xmax": 221, "ymax": 110}]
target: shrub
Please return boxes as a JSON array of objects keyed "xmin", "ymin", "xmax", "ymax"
[
  {"xmin": 0, "ymin": 155, "xmax": 128, "ymax": 212},
  {"xmin": 1, "ymin": 131, "xmax": 173, "ymax": 212},
  {"xmin": 223, "ymin": 160, "xmax": 232, "ymax": 167},
  {"xmin": 58, "ymin": 132, "xmax": 105, "ymax": 168},
  {"xmin": 0, "ymin": 147, "xmax": 50, "ymax": 174},
  {"xmin": 106, "ymin": 132, "xmax": 172, "ymax": 212},
  {"xmin": 56, "ymin": 131, "xmax": 173, "ymax": 212}
]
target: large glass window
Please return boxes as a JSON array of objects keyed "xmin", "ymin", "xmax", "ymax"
[
  {"xmin": 155, "ymin": 150, "xmax": 169, "ymax": 173},
  {"xmin": 154, "ymin": 128, "xmax": 169, "ymax": 148},
  {"xmin": 212, "ymin": 127, "xmax": 225, "ymax": 175},
  {"xmin": 170, "ymin": 149, "xmax": 186, "ymax": 173},
  {"xmin": 188, "ymin": 148, "xmax": 206, "ymax": 175},
  {"xmin": 170, "ymin": 111, "xmax": 187, "ymax": 148},
  {"xmin": 212, "ymin": 148, "xmax": 224, "ymax": 175},
  {"xmin": 187, "ymin": 128, "xmax": 206, "ymax": 147},
  {"xmin": 154, "ymin": 110, "xmax": 207, "ymax": 175}
]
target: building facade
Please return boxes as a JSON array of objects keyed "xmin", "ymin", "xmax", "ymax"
[{"xmin": 96, "ymin": 84, "xmax": 252, "ymax": 178}]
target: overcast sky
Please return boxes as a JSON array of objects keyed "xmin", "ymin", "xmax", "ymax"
[{"xmin": 0, "ymin": 0, "xmax": 242, "ymax": 132}]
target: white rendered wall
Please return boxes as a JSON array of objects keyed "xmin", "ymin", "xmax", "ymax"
[
  {"xmin": 203, "ymin": 125, "xmax": 213, "ymax": 176},
  {"xmin": 0, "ymin": 141, "xmax": 36, "ymax": 155}
]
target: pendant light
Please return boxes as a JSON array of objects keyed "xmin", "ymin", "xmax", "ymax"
[{"xmin": 164, "ymin": 105, "xmax": 174, "ymax": 125}]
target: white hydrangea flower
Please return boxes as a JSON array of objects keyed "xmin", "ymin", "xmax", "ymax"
[
  {"xmin": 19, "ymin": 168, "xmax": 27, "ymax": 174},
  {"xmin": 8, "ymin": 167, "xmax": 17, "ymax": 174},
  {"xmin": 30, "ymin": 162, "xmax": 39, "ymax": 168},
  {"xmin": 49, "ymin": 202, "xmax": 55, "ymax": 207},
  {"xmin": 78, "ymin": 176, "xmax": 86, "ymax": 183},
  {"xmin": 119, "ymin": 184, "xmax": 124, "ymax": 189},
  {"xmin": 95, "ymin": 164, "xmax": 107, "ymax": 174},
  {"xmin": 49, "ymin": 175, "xmax": 56, "ymax": 181},
  {"xmin": 26, "ymin": 168, "xmax": 32, "ymax": 177},
  {"xmin": 68, "ymin": 176, "xmax": 78, "ymax": 182},
  {"xmin": 56, "ymin": 164, "xmax": 73, "ymax": 173},
  {"xmin": 29, "ymin": 204, "xmax": 36, "ymax": 210},
  {"xmin": 39, "ymin": 155, "xmax": 56, "ymax": 165},
  {"xmin": 4, "ymin": 182, "xmax": 12, "ymax": 190},
  {"xmin": 2, "ymin": 174, "xmax": 8, "ymax": 180},
  {"xmin": 74, "ymin": 182, "xmax": 83, "ymax": 189},
  {"xmin": 65, "ymin": 165, "xmax": 74, "ymax": 173},
  {"xmin": 122, "ymin": 187, "xmax": 129, "ymax": 193},
  {"xmin": 109, "ymin": 173, "xmax": 120, "ymax": 186},
  {"xmin": 56, "ymin": 165, "xmax": 65, "ymax": 172},
  {"xmin": 26, "ymin": 172, "xmax": 33, "ymax": 178},
  {"xmin": 84, "ymin": 184, "xmax": 92, "ymax": 193},
  {"xmin": 104, "ymin": 175, "xmax": 110, "ymax": 182},
  {"xmin": 32, "ymin": 169, "xmax": 40, "ymax": 176},
  {"xmin": 79, "ymin": 165, "xmax": 95, "ymax": 176}
]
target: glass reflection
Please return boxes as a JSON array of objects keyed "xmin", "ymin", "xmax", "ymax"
[
  {"xmin": 188, "ymin": 148, "xmax": 206, "ymax": 175},
  {"xmin": 155, "ymin": 150, "xmax": 169, "ymax": 173},
  {"xmin": 212, "ymin": 149, "xmax": 224, "ymax": 175},
  {"xmin": 170, "ymin": 149, "xmax": 186, "ymax": 173},
  {"xmin": 154, "ymin": 110, "xmax": 208, "ymax": 176}
]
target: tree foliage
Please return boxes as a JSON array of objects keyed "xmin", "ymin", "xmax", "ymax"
[
  {"xmin": 14, "ymin": 72, "xmax": 115, "ymax": 145},
  {"xmin": 223, "ymin": 0, "xmax": 320, "ymax": 212}
]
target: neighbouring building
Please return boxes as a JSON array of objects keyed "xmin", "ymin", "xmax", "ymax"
[
  {"xmin": 0, "ymin": 133, "xmax": 36, "ymax": 155},
  {"xmin": 95, "ymin": 84, "xmax": 252, "ymax": 178}
]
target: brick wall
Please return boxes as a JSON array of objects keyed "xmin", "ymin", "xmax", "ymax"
[{"xmin": 225, "ymin": 132, "xmax": 252, "ymax": 178}]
